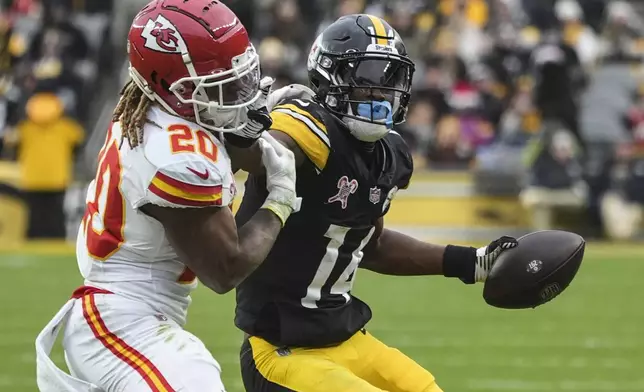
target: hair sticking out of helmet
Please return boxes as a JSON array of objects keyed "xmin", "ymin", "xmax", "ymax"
[
  {"xmin": 126, "ymin": 0, "xmax": 260, "ymax": 134},
  {"xmin": 112, "ymin": 80, "xmax": 157, "ymax": 149}
]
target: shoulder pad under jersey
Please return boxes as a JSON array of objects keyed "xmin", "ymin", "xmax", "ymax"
[
  {"xmin": 267, "ymin": 84, "xmax": 316, "ymax": 111},
  {"xmin": 270, "ymin": 98, "xmax": 331, "ymax": 172},
  {"xmin": 137, "ymin": 109, "xmax": 234, "ymax": 208}
]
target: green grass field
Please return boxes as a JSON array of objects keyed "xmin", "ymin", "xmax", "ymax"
[{"xmin": 1, "ymin": 245, "xmax": 643, "ymax": 391}]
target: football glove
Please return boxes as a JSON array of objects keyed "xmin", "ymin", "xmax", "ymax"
[
  {"xmin": 474, "ymin": 236, "xmax": 519, "ymax": 283},
  {"xmin": 225, "ymin": 76, "xmax": 274, "ymax": 148},
  {"xmin": 258, "ymin": 133, "xmax": 301, "ymax": 226}
]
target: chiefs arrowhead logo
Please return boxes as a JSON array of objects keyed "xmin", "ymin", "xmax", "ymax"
[
  {"xmin": 141, "ymin": 15, "xmax": 186, "ymax": 54},
  {"xmin": 150, "ymin": 22, "xmax": 179, "ymax": 51}
]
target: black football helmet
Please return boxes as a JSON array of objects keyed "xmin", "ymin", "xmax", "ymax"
[{"xmin": 307, "ymin": 14, "xmax": 415, "ymax": 142}]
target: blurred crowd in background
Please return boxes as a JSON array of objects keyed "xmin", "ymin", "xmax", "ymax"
[{"xmin": 0, "ymin": 0, "xmax": 644, "ymax": 242}]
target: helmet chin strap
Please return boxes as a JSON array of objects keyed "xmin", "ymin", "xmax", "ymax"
[{"xmin": 343, "ymin": 100, "xmax": 393, "ymax": 142}]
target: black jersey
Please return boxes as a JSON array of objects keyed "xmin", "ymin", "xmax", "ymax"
[{"xmin": 234, "ymin": 98, "xmax": 413, "ymax": 348}]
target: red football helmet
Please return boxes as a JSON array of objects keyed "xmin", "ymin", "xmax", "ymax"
[{"xmin": 127, "ymin": 0, "xmax": 260, "ymax": 132}]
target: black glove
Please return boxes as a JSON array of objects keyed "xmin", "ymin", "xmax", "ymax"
[{"xmin": 225, "ymin": 107, "xmax": 272, "ymax": 148}]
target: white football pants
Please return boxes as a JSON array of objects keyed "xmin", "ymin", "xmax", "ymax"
[{"xmin": 36, "ymin": 289, "xmax": 226, "ymax": 392}]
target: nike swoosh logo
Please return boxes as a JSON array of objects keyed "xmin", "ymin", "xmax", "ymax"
[{"xmin": 187, "ymin": 167, "xmax": 209, "ymax": 180}]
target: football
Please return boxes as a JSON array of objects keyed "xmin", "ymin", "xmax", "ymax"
[{"xmin": 483, "ymin": 230, "xmax": 585, "ymax": 309}]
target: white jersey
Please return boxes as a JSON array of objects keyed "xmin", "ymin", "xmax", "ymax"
[{"xmin": 76, "ymin": 106, "xmax": 236, "ymax": 326}]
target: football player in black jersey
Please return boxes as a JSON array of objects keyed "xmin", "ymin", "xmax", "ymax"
[{"xmin": 231, "ymin": 14, "xmax": 518, "ymax": 392}]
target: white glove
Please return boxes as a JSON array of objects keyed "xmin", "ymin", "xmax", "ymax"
[
  {"xmin": 258, "ymin": 133, "xmax": 301, "ymax": 226},
  {"xmin": 228, "ymin": 76, "xmax": 275, "ymax": 146},
  {"xmin": 251, "ymin": 76, "xmax": 274, "ymax": 111},
  {"xmin": 266, "ymin": 83, "xmax": 315, "ymax": 111}
]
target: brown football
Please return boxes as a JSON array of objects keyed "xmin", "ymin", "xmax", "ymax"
[{"xmin": 483, "ymin": 230, "xmax": 585, "ymax": 309}]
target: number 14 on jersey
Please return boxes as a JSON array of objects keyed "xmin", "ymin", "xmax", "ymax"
[{"xmin": 301, "ymin": 225, "xmax": 375, "ymax": 309}]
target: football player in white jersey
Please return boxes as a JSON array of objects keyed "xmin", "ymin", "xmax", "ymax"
[{"xmin": 35, "ymin": 1, "xmax": 299, "ymax": 391}]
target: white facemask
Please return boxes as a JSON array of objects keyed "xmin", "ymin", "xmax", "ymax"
[{"xmin": 200, "ymin": 106, "xmax": 244, "ymax": 129}]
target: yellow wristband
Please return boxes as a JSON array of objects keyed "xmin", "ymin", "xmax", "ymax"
[{"xmin": 261, "ymin": 202, "xmax": 292, "ymax": 227}]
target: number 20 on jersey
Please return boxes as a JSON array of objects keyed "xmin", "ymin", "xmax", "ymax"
[{"xmin": 168, "ymin": 124, "xmax": 218, "ymax": 163}]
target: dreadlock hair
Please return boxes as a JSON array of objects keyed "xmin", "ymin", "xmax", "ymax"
[{"xmin": 112, "ymin": 80, "xmax": 156, "ymax": 149}]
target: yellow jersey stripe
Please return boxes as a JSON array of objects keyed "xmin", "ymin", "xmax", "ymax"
[
  {"xmin": 150, "ymin": 177, "xmax": 223, "ymax": 203},
  {"xmin": 273, "ymin": 104, "xmax": 327, "ymax": 134},
  {"xmin": 271, "ymin": 111, "xmax": 330, "ymax": 170},
  {"xmin": 272, "ymin": 108, "xmax": 330, "ymax": 147},
  {"xmin": 368, "ymin": 15, "xmax": 388, "ymax": 45}
]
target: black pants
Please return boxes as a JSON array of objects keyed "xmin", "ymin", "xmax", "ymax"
[{"xmin": 24, "ymin": 190, "xmax": 66, "ymax": 239}]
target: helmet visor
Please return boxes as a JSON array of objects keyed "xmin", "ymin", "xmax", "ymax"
[
  {"xmin": 202, "ymin": 65, "xmax": 260, "ymax": 106},
  {"xmin": 335, "ymin": 58, "xmax": 412, "ymax": 125},
  {"xmin": 168, "ymin": 45, "xmax": 263, "ymax": 133},
  {"xmin": 339, "ymin": 58, "xmax": 412, "ymax": 92}
]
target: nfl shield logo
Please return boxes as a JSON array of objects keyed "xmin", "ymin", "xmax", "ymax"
[{"xmin": 369, "ymin": 187, "xmax": 381, "ymax": 204}]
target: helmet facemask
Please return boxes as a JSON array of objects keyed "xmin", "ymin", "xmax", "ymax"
[
  {"xmin": 170, "ymin": 46, "xmax": 261, "ymax": 133},
  {"xmin": 321, "ymin": 51, "xmax": 414, "ymax": 142}
]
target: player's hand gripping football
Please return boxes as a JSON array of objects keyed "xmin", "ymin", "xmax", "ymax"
[
  {"xmin": 226, "ymin": 76, "xmax": 275, "ymax": 148},
  {"xmin": 474, "ymin": 236, "xmax": 518, "ymax": 283},
  {"xmin": 258, "ymin": 132, "xmax": 301, "ymax": 226}
]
